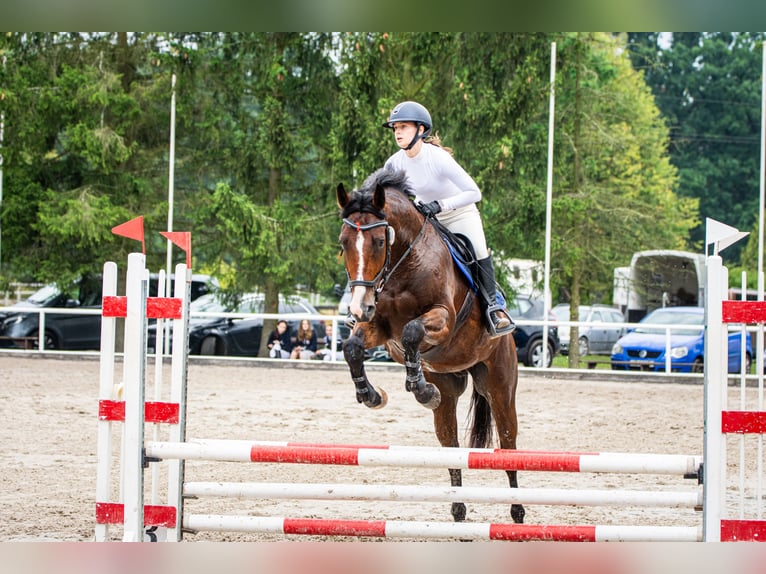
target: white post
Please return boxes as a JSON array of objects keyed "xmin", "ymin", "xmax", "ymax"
[
  {"xmin": 542, "ymin": 41, "xmax": 556, "ymax": 366},
  {"xmin": 0, "ymin": 54, "xmax": 5, "ymax": 273},
  {"xmin": 758, "ymin": 41, "xmax": 765, "ymax": 300},
  {"xmin": 150, "ymin": 269, "xmax": 165, "ymax": 511},
  {"xmin": 94, "ymin": 261, "xmax": 118, "ymax": 541},
  {"xmin": 167, "ymin": 262, "xmax": 190, "ymax": 541},
  {"xmin": 164, "ymin": 73, "xmax": 177, "ymax": 356},
  {"xmin": 703, "ymin": 254, "xmax": 727, "ymax": 541},
  {"xmin": 121, "ymin": 253, "xmax": 148, "ymax": 542}
]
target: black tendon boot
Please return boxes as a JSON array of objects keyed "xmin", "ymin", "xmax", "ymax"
[{"xmin": 476, "ymin": 256, "xmax": 515, "ymax": 337}]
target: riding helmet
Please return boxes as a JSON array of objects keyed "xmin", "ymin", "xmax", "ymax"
[{"xmin": 383, "ymin": 101, "xmax": 432, "ymax": 137}]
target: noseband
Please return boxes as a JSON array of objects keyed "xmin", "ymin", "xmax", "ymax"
[{"xmin": 342, "ymin": 215, "xmax": 429, "ymax": 296}]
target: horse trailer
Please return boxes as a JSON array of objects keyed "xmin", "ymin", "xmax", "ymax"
[{"xmin": 614, "ymin": 250, "xmax": 706, "ymax": 323}]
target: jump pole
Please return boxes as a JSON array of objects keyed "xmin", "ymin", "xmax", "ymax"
[{"xmin": 146, "ymin": 439, "xmax": 702, "ymax": 476}]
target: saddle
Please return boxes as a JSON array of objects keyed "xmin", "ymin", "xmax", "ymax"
[{"xmin": 424, "ymin": 214, "xmax": 507, "ymax": 309}]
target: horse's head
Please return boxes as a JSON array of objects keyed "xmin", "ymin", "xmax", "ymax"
[{"xmin": 336, "ymin": 168, "xmax": 415, "ymax": 324}]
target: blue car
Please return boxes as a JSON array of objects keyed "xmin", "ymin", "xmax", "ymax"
[{"xmin": 610, "ymin": 306, "xmax": 752, "ymax": 373}]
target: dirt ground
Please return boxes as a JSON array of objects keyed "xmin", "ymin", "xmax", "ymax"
[{"xmin": 0, "ymin": 352, "xmax": 748, "ymax": 542}]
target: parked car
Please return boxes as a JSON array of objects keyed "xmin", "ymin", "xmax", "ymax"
[
  {"xmin": 0, "ymin": 273, "xmax": 217, "ymax": 351},
  {"xmin": 507, "ymin": 296, "xmax": 560, "ymax": 368},
  {"xmin": 551, "ymin": 304, "xmax": 626, "ymax": 356},
  {"xmin": 148, "ymin": 292, "xmax": 325, "ymax": 356},
  {"xmin": 361, "ymin": 296, "xmax": 561, "ymax": 367},
  {"xmin": 610, "ymin": 306, "xmax": 752, "ymax": 373}
]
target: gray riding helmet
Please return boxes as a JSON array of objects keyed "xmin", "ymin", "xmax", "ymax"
[{"xmin": 383, "ymin": 101, "xmax": 432, "ymax": 148}]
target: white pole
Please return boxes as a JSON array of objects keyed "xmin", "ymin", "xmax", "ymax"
[
  {"xmin": 542, "ymin": 42, "xmax": 556, "ymax": 366},
  {"xmin": 703, "ymin": 255, "xmax": 727, "ymax": 541},
  {"xmin": 163, "ymin": 73, "xmax": 177, "ymax": 356},
  {"xmin": 759, "ymin": 41, "xmax": 765, "ymax": 297},
  {"xmin": 0, "ymin": 54, "xmax": 6, "ymax": 274},
  {"xmin": 758, "ymin": 42, "xmax": 765, "ymax": 519},
  {"xmin": 121, "ymin": 253, "xmax": 148, "ymax": 542}
]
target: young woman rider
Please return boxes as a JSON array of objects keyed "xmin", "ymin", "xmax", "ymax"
[{"xmin": 382, "ymin": 100, "xmax": 514, "ymax": 337}]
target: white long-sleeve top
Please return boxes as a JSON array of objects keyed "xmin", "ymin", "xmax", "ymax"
[{"xmin": 384, "ymin": 143, "xmax": 482, "ymax": 212}]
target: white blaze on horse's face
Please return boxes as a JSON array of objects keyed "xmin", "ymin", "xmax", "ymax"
[
  {"xmin": 349, "ymin": 226, "xmax": 373, "ymax": 320},
  {"xmin": 347, "ymin": 224, "xmax": 395, "ymax": 323}
]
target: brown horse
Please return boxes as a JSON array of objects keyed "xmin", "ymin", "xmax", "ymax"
[{"xmin": 336, "ymin": 167, "xmax": 524, "ymax": 524}]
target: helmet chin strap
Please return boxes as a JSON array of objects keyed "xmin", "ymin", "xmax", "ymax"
[{"xmin": 405, "ymin": 124, "xmax": 426, "ymax": 150}]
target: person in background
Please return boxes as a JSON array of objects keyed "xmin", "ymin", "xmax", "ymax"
[
  {"xmin": 290, "ymin": 318, "xmax": 317, "ymax": 360},
  {"xmin": 317, "ymin": 323, "xmax": 344, "ymax": 362},
  {"xmin": 267, "ymin": 320, "xmax": 293, "ymax": 359},
  {"xmin": 382, "ymin": 100, "xmax": 514, "ymax": 337}
]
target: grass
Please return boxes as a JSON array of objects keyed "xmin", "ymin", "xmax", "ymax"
[{"xmin": 552, "ymin": 354, "xmax": 613, "ymax": 369}]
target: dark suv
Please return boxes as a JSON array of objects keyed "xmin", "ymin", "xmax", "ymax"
[
  {"xmin": 0, "ymin": 274, "xmax": 217, "ymax": 350},
  {"xmin": 507, "ymin": 295, "xmax": 560, "ymax": 368}
]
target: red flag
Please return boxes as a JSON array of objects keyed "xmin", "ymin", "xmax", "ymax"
[
  {"xmin": 160, "ymin": 231, "xmax": 192, "ymax": 268},
  {"xmin": 112, "ymin": 216, "xmax": 145, "ymax": 254}
]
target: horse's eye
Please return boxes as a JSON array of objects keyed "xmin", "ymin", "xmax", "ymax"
[{"xmin": 376, "ymin": 238, "xmax": 385, "ymax": 249}]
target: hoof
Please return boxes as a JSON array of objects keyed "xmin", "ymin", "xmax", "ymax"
[
  {"xmin": 359, "ymin": 388, "xmax": 388, "ymax": 409},
  {"xmin": 415, "ymin": 384, "xmax": 441, "ymax": 410},
  {"xmin": 369, "ymin": 388, "xmax": 388, "ymax": 409},
  {"xmin": 451, "ymin": 502, "xmax": 466, "ymax": 522},
  {"xmin": 511, "ymin": 503, "xmax": 525, "ymax": 524}
]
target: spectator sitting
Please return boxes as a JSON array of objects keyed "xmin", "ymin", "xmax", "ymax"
[
  {"xmin": 317, "ymin": 323, "xmax": 344, "ymax": 362},
  {"xmin": 290, "ymin": 319, "xmax": 317, "ymax": 360},
  {"xmin": 267, "ymin": 320, "xmax": 293, "ymax": 359}
]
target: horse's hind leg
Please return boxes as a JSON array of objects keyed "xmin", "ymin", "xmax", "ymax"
[
  {"xmin": 342, "ymin": 334, "xmax": 388, "ymax": 409},
  {"xmin": 401, "ymin": 319, "xmax": 441, "ymax": 409},
  {"xmin": 428, "ymin": 371, "xmax": 468, "ymax": 522},
  {"xmin": 470, "ymin": 355, "xmax": 525, "ymax": 524}
]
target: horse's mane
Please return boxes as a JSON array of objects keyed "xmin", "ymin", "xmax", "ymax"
[{"xmin": 340, "ymin": 168, "xmax": 414, "ymax": 219}]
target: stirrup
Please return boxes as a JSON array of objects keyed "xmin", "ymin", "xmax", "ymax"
[{"xmin": 485, "ymin": 305, "xmax": 515, "ymax": 337}]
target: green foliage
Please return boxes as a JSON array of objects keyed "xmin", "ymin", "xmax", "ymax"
[
  {"xmin": 550, "ymin": 33, "xmax": 697, "ymax": 305},
  {"xmin": 628, "ymin": 32, "xmax": 766, "ymax": 264},
  {"xmin": 0, "ymin": 32, "xmax": 744, "ymax": 314}
]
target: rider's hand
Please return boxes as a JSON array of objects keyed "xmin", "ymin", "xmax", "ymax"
[{"xmin": 420, "ymin": 201, "xmax": 442, "ymax": 217}]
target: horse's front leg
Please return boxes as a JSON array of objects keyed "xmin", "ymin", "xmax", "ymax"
[
  {"xmin": 342, "ymin": 327, "xmax": 388, "ymax": 409},
  {"xmin": 401, "ymin": 316, "xmax": 444, "ymax": 410}
]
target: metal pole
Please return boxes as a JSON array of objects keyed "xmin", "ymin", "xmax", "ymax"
[
  {"xmin": 163, "ymin": 73, "xmax": 177, "ymax": 356},
  {"xmin": 542, "ymin": 42, "xmax": 556, "ymax": 367},
  {"xmin": 759, "ymin": 41, "xmax": 765, "ymax": 299},
  {"xmin": 0, "ymin": 54, "xmax": 6, "ymax": 274}
]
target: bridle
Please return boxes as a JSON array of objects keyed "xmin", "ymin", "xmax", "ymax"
[{"xmin": 342, "ymin": 214, "xmax": 429, "ymax": 297}]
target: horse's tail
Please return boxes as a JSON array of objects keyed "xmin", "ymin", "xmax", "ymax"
[{"xmin": 467, "ymin": 388, "xmax": 494, "ymax": 449}]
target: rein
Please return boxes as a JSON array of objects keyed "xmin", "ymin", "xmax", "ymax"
[{"xmin": 342, "ymin": 215, "xmax": 429, "ymax": 296}]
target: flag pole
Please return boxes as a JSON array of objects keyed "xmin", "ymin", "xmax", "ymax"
[
  {"xmin": 542, "ymin": 41, "xmax": 556, "ymax": 367},
  {"xmin": 165, "ymin": 73, "xmax": 177, "ymax": 293},
  {"xmin": 758, "ymin": 41, "xmax": 765, "ymax": 300},
  {"xmin": 163, "ymin": 74, "xmax": 177, "ymax": 359},
  {"xmin": 0, "ymin": 54, "xmax": 6, "ymax": 274}
]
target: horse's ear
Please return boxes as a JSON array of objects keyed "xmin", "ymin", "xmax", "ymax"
[
  {"xmin": 336, "ymin": 183, "xmax": 349, "ymax": 209},
  {"xmin": 373, "ymin": 183, "xmax": 386, "ymax": 211}
]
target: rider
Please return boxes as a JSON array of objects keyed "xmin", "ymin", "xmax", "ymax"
[{"xmin": 382, "ymin": 100, "xmax": 514, "ymax": 337}]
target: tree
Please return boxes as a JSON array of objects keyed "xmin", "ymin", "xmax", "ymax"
[
  {"xmin": 628, "ymin": 32, "xmax": 766, "ymax": 264},
  {"xmin": 552, "ymin": 33, "xmax": 697, "ymax": 367},
  {"xmin": 0, "ymin": 32, "xmax": 173, "ymax": 289},
  {"xmin": 175, "ymin": 33, "xmax": 341, "ymax": 355}
]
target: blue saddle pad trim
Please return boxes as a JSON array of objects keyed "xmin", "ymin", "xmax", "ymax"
[
  {"xmin": 445, "ymin": 242, "xmax": 506, "ymax": 308},
  {"xmin": 446, "ymin": 242, "xmax": 476, "ymax": 289}
]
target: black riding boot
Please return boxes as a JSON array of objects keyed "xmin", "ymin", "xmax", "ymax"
[{"xmin": 477, "ymin": 256, "xmax": 515, "ymax": 337}]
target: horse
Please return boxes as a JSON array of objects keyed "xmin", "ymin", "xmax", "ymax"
[{"xmin": 336, "ymin": 167, "xmax": 525, "ymax": 524}]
